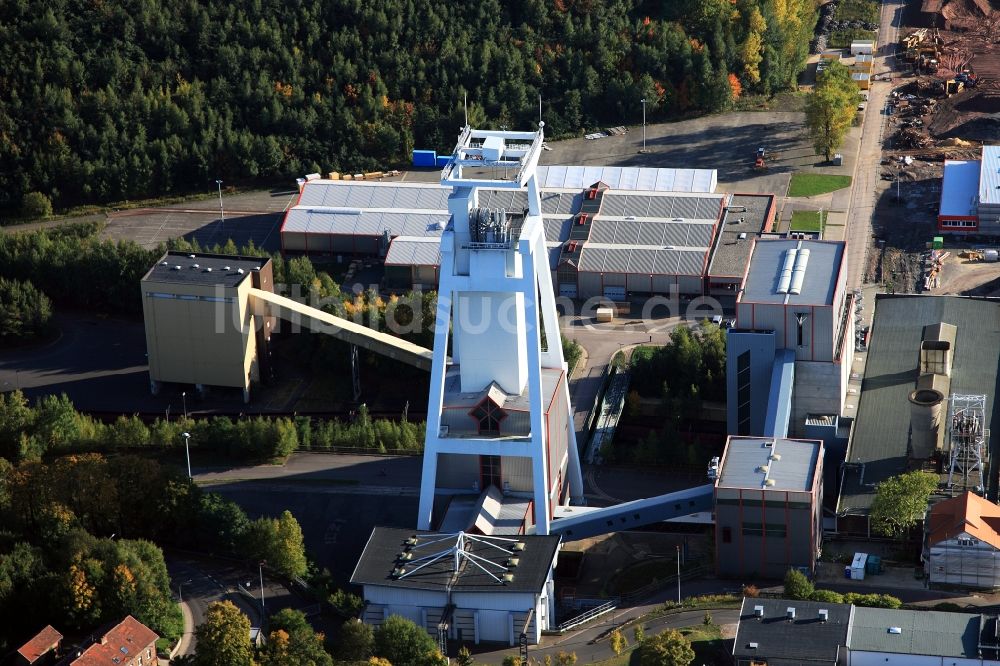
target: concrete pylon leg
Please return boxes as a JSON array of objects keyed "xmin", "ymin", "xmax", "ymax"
[{"xmin": 417, "ymin": 451, "xmax": 438, "ymax": 530}]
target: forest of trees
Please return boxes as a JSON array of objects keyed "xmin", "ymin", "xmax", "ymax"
[
  {"xmin": 0, "ymin": 277, "xmax": 53, "ymax": 344},
  {"xmin": 0, "ymin": 451, "xmax": 327, "ymax": 653},
  {"xmin": 1, "ymin": 0, "xmax": 817, "ymax": 213}
]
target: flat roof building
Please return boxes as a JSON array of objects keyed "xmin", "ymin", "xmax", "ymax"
[
  {"xmin": 849, "ymin": 606, "xmax": 985, "ymax": 664},
  {"xmin": 141, "ymin": 251, "xmax": 274, "ymax": 402},
  {"xmin": 733, "ymin": 597, "xmax": 1000, "ymax": 665},
  {"xmin": 705, "ymin": 194, "xmax": 778, "ymax": 305},
  {"xmin": 715, "ymin": 436, "xmax": 824, "ymax": 577},
  {"xmin": 733, "ymin": 597, "xmax": 852, "ymax": 666},
  {"xmin": 937, "ymin": 146, "xmax": 1000, "ymax": 235},
  {"xmin": 352, "ymin": 528, "xmax": 560, "ymax": 645},
  {"xmin": 838, "ymin": 295, "xmax": 1000, "ymax": 532},
  {"xmin": 730, "ymin": 239, "xmax": 854, "ymax": 435},
  {"xmin": 939, "ymin": 159, "xmax": 981, "ymax": 231}
]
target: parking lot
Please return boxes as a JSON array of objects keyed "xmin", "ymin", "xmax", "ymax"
[{"xmin": 101, "ymin": 188, "xmax": 298, "ymax": 251}]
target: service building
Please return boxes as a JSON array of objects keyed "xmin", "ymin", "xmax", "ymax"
[
  {"xmin": 352, "ymin": 528, "xmax": 560, "ymax": 646},
  {"xmin": 715, "ymin": 436, "xmax": 824, "ymax": 578},
  {"xmin": 141, "ymin": 251, "xmax": 274, "ymax": 402},
  {"xmin": 727, "ymin": 239, "xmax": 854, "ymax": 437}
]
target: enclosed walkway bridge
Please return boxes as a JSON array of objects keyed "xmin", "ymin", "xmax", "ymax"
[
  {"xmin": 248, "ymin": 288, "xmax": 439, "ymax": 371},
  {"xmin": 547, "ymin": 484, "xmax": 715, "ymax": 541}
]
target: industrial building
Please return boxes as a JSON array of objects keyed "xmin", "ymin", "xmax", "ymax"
[
  {"xmin": 732, "ymin": 598, "xmax": 852, "ymax": 666},
  {"xmin": 939, "ymin": 159, "xmax": 984, "ymax": 232},
  {"xmin": 733, "ymin": 598, "xmax": 1000, "ymax": 666},
  {"xmin": 726, "ymin": 239, "xmax": 854, "ymax": 438},
  {"xmin": 280, "ymin": 165, "xmax": 775, "ymax": 302},
  {"xmin": 715, "ymin": 436, "xmax": 824, "ymax": 578},
  {"xmin": 705, "ymin": 194, "xmax": 778, "ymax": 303},
  {"xmin": 141, "ymin": 251, "xmax": 275, "ymax": 402},
  {"xmin": 351, "ymin": 528, "xmax": 560, "ymax": 646},
  {"xmin": 837, "ymin": 295, "xmax": 1000, "ymax": 534},
  {"xmin": 140, "ymin": 249, "xmax": 440, "ymax": 402},
  {"xmin": 937, "ymin": 146, "xmax": 1000, "ymax": 235},
  {"xmin": 925, "ymin": 491, "xmax": 1000, "ymax": 588}
]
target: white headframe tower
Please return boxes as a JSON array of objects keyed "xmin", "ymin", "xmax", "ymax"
[{"xmin": 417, "ymin": 124, "xmax": 584, "ymax": 535}]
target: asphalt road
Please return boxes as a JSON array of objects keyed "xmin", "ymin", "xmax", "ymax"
[
  {"xmin": 844, "ymin": 0, "xmax": 906, "ymax": 290},
  {"xmin": 165, "ymin": 553, "xmax": 303, "ymax": 657}
]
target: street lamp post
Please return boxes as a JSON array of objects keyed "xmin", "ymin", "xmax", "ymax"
[
  {"xmin": 640, "ymin": 98, "xmax": 648, "ymax": 153},
  {"xmin": 258, "ymin": 561, "xmax": 266, "ymax": 619},
  {"xmin": 216, "ymin": 180, "xmax": 225, "ymax": 233},
  {"xmin": 676, "ymin": 544, "xmax": 681, "ymax": 604},
  {"xmin": 181, "ymin": 432, "xmax": 192, "ymax": 480}
]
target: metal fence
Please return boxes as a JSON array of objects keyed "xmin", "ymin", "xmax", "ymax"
[{"xmin": 556, "ymin": 599, "xmax": 619, "ymax": 632}]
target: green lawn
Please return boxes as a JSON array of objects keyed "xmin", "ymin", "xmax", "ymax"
[
  {"xmin": 788, "ymin": 173, "xmax": 852, "ymax": 197},
  {"xmin": 790, "ymin": 210, "xmax": 823, "ymax": 232},
  {"xmin": 829, "ymin": 28, "xmax": 877, "ymax": 49},
  {"xmin": 834, "ymin": 0, "xmax": 880, "ymax": 23},
  {"xmin": 590, "ymin": 623, "xmax": 725, "ymax": 666}
]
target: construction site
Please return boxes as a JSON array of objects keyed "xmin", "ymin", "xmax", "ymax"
[{"xmin": 866, "ymin": 0, "xmax": 1000, "ymax": 294}]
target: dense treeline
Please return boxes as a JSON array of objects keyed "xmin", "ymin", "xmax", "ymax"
[
  {"xmin": 0, "ymin": 452, "xmax": 323, "ymax": 653},
  {"xmin": 1, "ymin": 0, "xmax": 816, "ymax": 212},
  {"xmin": 0, "ymin": 390, "xmax": 425, "ymax": 463},
  {"xmin": 0, "ymin": 277, "xmax": 53, "ymax": 344},
  {"xmin": 0, "ymin": 224, "xmax": 158, "ymax": 314}
]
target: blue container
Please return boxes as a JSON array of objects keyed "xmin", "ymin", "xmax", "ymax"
[
  {"xmin": 412, "ymin": 150, "xmax": 437, "ymax": 168},
  {"xmin": 435, "ymin": 155, "xmax": 452, "ymax": 168},
  {"xmin": 844, "ymin": 566, "xmax": 852, "ymax": 579}
]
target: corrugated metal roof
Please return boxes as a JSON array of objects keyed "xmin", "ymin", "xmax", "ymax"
[
  {"xmin": 741, "ymin": 240, "xmax": 843, "ymax": 305},
  {"xmin": 543, "ymin": 217, "xmax": 573, "ymax": 243},
  {"xmin": 384, "ymin": 236, "xmax": 442, "ymax": 267},
  {"xmin": 282, "ymin": 208, "xmax": 448, "ymax": 237},
  {"xmin": 979, "ymin": 146, "xmax": 1000, "ymax": 206},
  {"xmin": 535, "ymin": 166, "xmax": 717, "ymax": 193},
  {"xmin": 718, "ymin": 436, "xmax": 820, "ymax": 491},
  {"xmin": 849, "ymin": 607, "xmax": 981, "ymax": 657},
  {"xmin": 940, "ymin": 160, "xmax": 980, "ymax": 217},
  {"xmin": 839, "ymin": 296, "xmax": 1000, "ymax": 514}
]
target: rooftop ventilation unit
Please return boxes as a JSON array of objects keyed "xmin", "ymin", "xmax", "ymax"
[
  {"xmin": 191, "ymin": 263, "xmax": 200, "ymax": 269},
  {"xmin": 205, "ymin": 267, "xmax": 212, "ymax": 272},
  {"xmin": 172, "ymin": 265, "xmax": 181, "ymax": 271},
  {"xmin": 788, "ymin": 248, "xmax": 811, "ymax": 295},
  {"xmin": 786, "ymin": 607, "xmax": 796, "ymax": 620},
  {"xmin": 753, "ymin": 605, "xmax": 764, "ymax": 618},
  {"xmin": 507, "ymin": 557, "xmax": 519, "ymax": 568},
  {"xmin": 765, "ymin": 479, "xmax": 776, "ymax": 487},
  {"xmin": 748, "ymin": 642, "xmax": 759, "ymax": 649},
  {"xmin": 512, "ymin": 542, "xmax": 526, "ymax": 552},
  {"xmin": 237, "ymin": 268, "xmax": 245, "ymax": 274},
  {"xmin": 770, "ymin": 453, "xmax": 782, "ymax": 461},
  {"xmin": 888, "ymin": 627, "xmax": 902, "ymax": 634},
  {"xmin": 819, "ymin": 609, "xmax": 829, "ymax": 622},
  {"xmin": 160, "ymin": 261, "xmax": 168, "ymax": 266},
  {"xmin": 776, "ymin": 249, "xmax": 797, "ymax": 293},
  {"xmin": 502, "ymin": 573, "xmax": 514, "ymax": 584},
  {"xmin": 757, "ymin": 465, "xmax": 769, "ymax": 473},
  {"xmin": 223, "ymin": 266, "xmax": 231, "ymax": 271},
  {"xmin": 189, "ymin": 254, "xmax": 196, "ymax": 259}
]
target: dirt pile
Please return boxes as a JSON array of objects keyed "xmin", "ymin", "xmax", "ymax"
[
  {"xmin": 934, "ymin": 0, "xmax": 999, "ymax": 30},
  {"xmin": 929, "ymin": 89, "xmax": 1000, "ymax": 139}
]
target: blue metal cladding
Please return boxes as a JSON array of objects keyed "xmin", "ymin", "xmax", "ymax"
[{"xmin": 412, "ymin": 150, "xmax": 437, "ymax": 167}]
